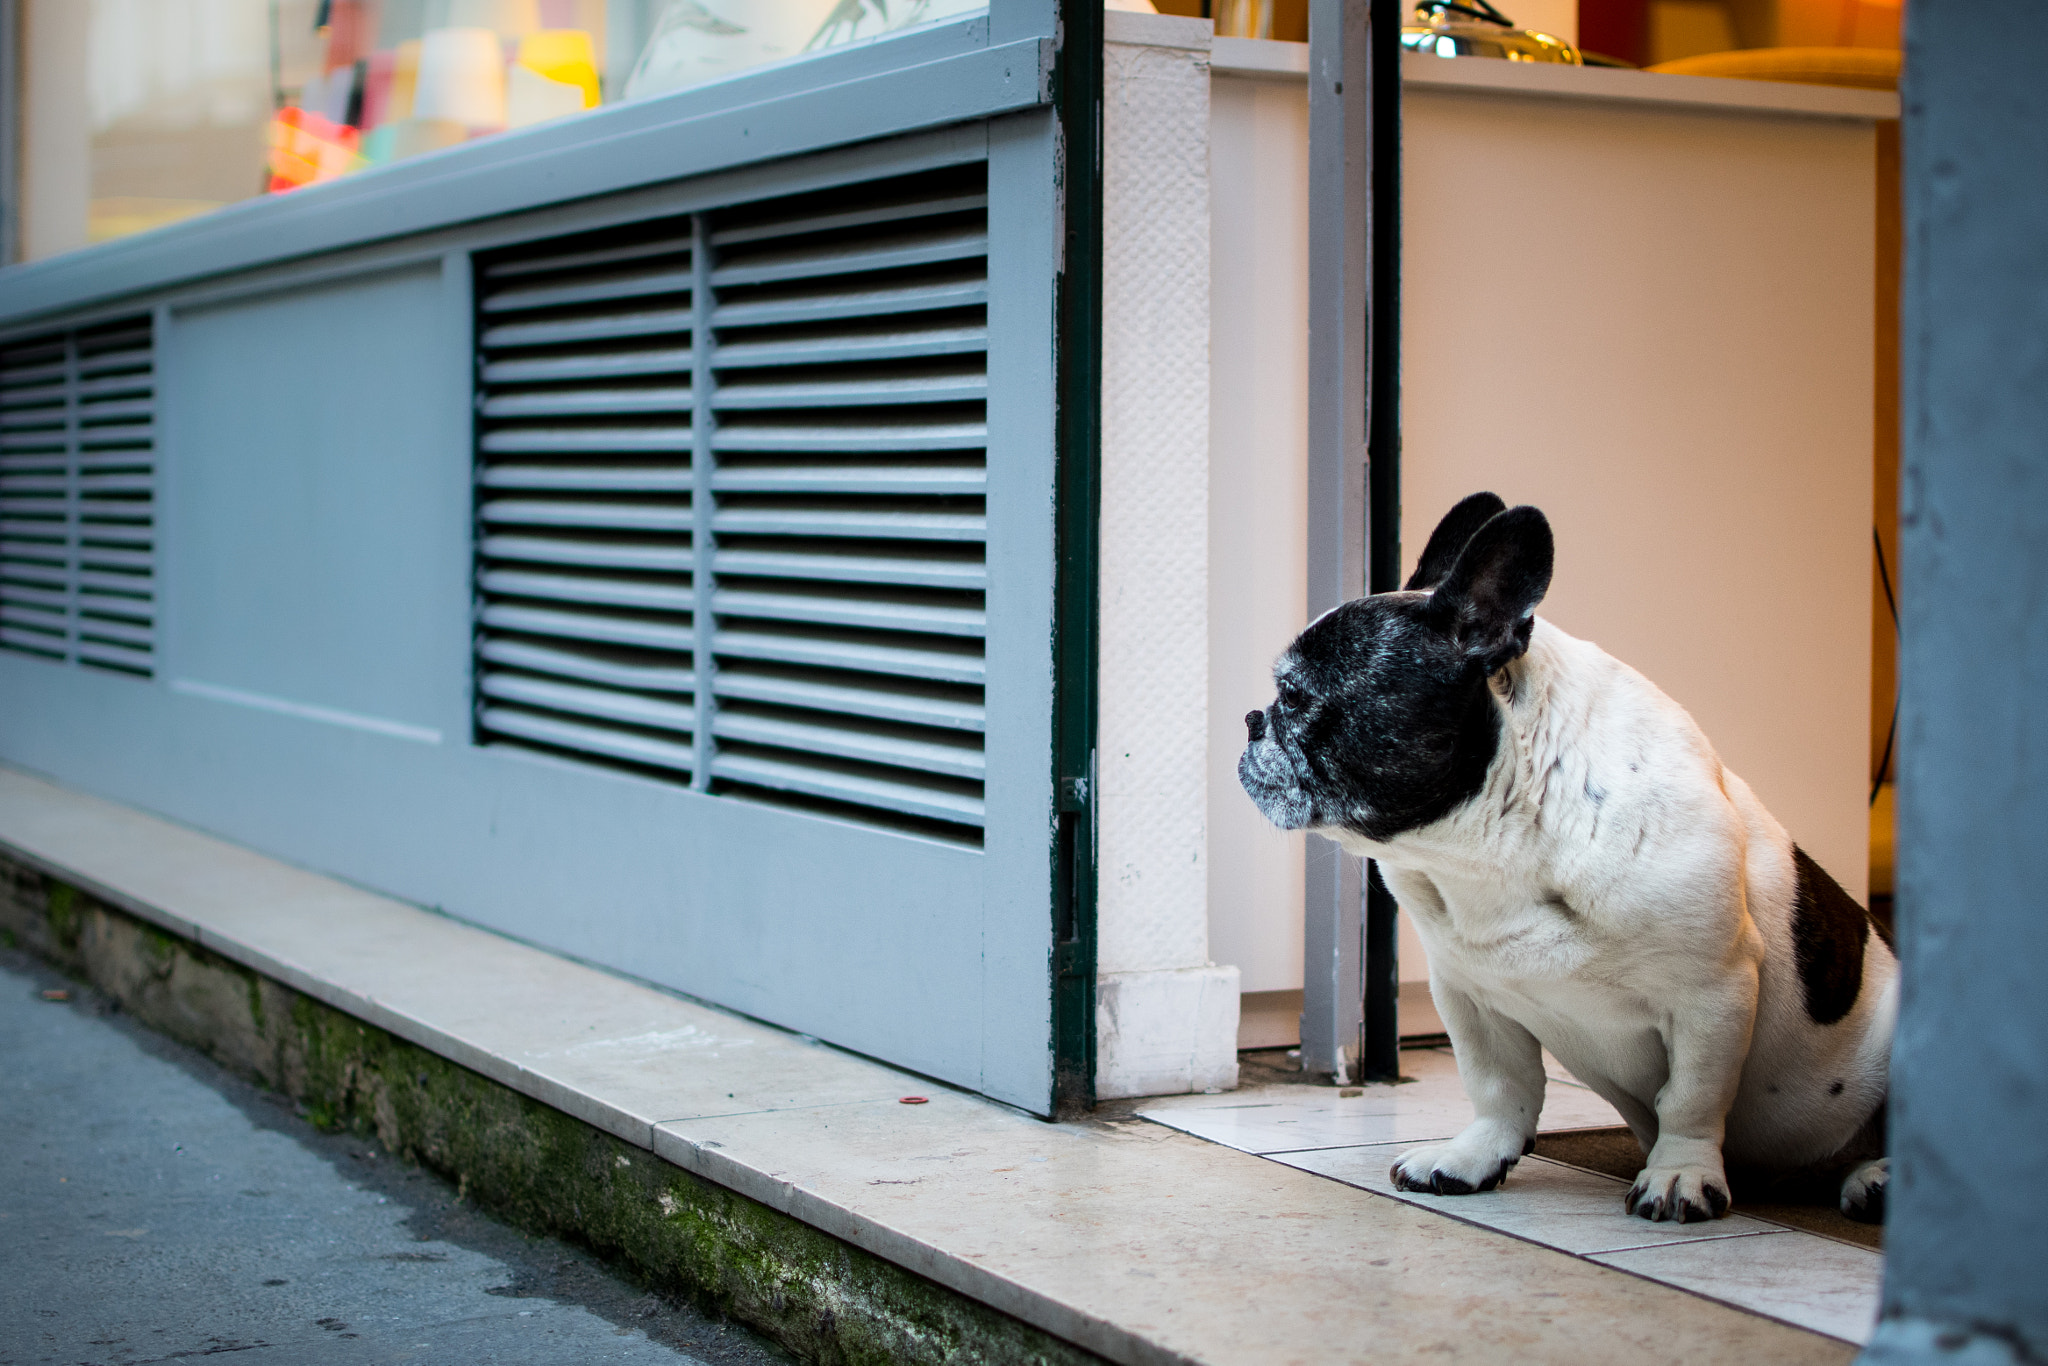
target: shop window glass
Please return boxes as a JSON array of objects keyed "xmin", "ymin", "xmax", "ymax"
[{"xmin": 13, "ymin": 0, "xmax": 988, "ymax": 263}]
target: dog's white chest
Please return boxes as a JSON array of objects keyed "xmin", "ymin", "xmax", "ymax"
[
  {"xmin": 1384, "ymin": 861, "xmax": 1678, "ymax": 1109},
  {"xmin": 1407, "ymin": 879, "xmax": 1598, "ymax": 982}
]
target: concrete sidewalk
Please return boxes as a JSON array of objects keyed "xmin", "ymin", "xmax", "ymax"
[
  {"xmin": 0, "ymin": 950, "xmax": 788, "ymax": 1366},
  {"xmin": 0, "ymin": 766, "xmax": 1859, "ymax": 1365}
]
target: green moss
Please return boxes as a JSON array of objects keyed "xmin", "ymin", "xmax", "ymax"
[
  {"xmin": 140, "ymin": 922, "xmax": 179, "ymax": 965},
  {"xmin": 46, "ymin": 880, "xmax": 79, "ymax": 951},
  {"xmin": 1, "ymin": 927, "xmax": 17, "ymax": 950}
]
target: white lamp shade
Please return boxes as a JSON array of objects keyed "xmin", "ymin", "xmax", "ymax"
[{"xmin": 412, "ymin": 27, "xmax": 508, "ymax": 129}]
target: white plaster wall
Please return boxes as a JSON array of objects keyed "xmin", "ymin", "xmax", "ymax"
[{"xmin": 1095, "ymin": 11, "xmax": 1238, "ymax": 1098}]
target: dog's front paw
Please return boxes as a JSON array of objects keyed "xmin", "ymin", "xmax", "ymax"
[
  {"xmin": 1389, "ymin": 1128, "xmax": 1527, "ymax": 1196},
  {"xmin": 1626, "ymin": 1164, "xmax": 1731, "ymax": 1222},
  {"xmin": 1840, "ymin": 1158, "xmax": 1887, "ymax": 1224}
]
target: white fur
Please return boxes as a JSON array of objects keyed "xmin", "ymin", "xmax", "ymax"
[{"xmin": 1332, "ymin": 619, "xmax": 1896, "ymax": 1217}]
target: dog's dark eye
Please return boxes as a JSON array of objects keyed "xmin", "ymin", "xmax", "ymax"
[{"xmin": 1277, "ymin": 681, "xmax": 1307, "ymax": 711}]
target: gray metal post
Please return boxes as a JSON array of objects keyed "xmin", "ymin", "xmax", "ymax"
[
  {"xmin": 1861, "ymin": 3, "xmax": 2048, "ymax": 1360},
  {"xmin": 1302, "ymin": 0, "xmax": 1370, "ymax": 1082}
]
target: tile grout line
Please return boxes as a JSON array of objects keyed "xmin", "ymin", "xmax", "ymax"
[{"xmin": 1578, "ymin": 1230, "xmax": 1789, "ymax": 1256}]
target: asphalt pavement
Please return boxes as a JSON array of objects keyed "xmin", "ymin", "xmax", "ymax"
[{"xmin": 0, "ymin": 948, "xmax": 791, "ymax": 1366}]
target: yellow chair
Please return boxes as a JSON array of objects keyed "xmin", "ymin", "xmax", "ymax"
[{"xmin": 1648, "ymin": 45, "xmax": 1900, "ymax": 89}]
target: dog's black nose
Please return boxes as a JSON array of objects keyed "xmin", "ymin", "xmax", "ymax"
[{"xmin": 1244, "ymin": 709, "xmax": 1267, "ymax": 742}]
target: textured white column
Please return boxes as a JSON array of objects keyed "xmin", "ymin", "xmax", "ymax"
[{"xmin": 1095, "ymin": 12, "xmax": 1238, "ymax": 1100}]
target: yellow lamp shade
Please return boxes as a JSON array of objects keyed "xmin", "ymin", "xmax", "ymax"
[{"xmin": 517, "ymin": 30, "xmax": 601, "ymax": 109}]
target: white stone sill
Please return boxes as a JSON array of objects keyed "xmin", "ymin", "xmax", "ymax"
[
  {"xmin": 1203, "ymin": 32, "xmax": 1899, "ymax": 122},
  {"xmin": 0, "ymin": 765, "xmax": 1844, "ymax": 1365}
]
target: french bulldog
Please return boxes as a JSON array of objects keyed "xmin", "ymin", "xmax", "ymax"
[{"xmin": 1238, "ymin": 493, "xmax": 1894, "ymax": 1223}]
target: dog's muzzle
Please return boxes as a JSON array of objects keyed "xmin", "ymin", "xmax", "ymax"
[{"xmin": 1238, "ymin": 715, "xmax": 1313, "ymax": 830}]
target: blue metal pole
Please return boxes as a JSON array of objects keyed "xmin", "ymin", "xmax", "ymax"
[{"xmin": 1862, "ymin": 3, "xmax": 2048, "ymax": 1358}]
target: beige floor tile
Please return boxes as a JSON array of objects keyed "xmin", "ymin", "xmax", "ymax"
[
  {"xmin": 1594, "ymin": 1228, "xmax": 1883, "ymax": 1345},
  {"xmin": 1274, "ymin": 1143, "xmax": 1787, "ymax": 1255},
  {"xmin": 1139, "ymin": 1048, "xmax": 1624, "ymax": 1154}
]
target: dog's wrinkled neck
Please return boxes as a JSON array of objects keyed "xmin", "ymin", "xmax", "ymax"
[{"xmin": 1485, "ymin": 619, "xmax": 1563, "ymax": 818}]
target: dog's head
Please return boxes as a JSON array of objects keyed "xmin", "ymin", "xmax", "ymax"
[{"xmin": 1238, "ymin": 493, "xmax": 1554, "ymax": 842}]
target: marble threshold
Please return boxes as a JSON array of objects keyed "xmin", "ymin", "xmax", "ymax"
[
  {"xmin": 0, "ymin": 765, "xmax": 1858, "ymax": 1365},
  {"xmin": 1139, "ymin": 1051, "xmax": 1883, "ymax": 1346}
]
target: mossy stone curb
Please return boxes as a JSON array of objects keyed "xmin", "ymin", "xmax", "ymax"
[{"xmin": 0, "ymin": 855, "xmax": 1105, "ymax": 1366}]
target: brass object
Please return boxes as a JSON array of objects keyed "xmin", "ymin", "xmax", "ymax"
[{"xmin": 1400, "ymin": 0, "xmax": 1582, "ymax": 64}]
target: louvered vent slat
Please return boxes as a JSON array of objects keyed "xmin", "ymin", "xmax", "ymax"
[
  {"xmin": 480, "ymin": 426, "xmax": 692, "ymax": 454},
  {"xmin": 481, "ymin": 706, "xmax": 697, "ymax": 774},
  {"xmin": 713, "ymin": 548, "xmax": 985, "ymax": 590},
  {"xmin": 482, "ymin": 268, "xmax": 695, "ymax": 315},
  {"xmin": 480, "ymin": 603, "xmax": 695, "ymax": 652},
  {"xmin": 479, "ymin": 637, "xmax": 696, "ymax": 692},
  {"xmin": 713, "ymin": 280, "xmax": 988, "ymax": 331},
  {"xmin": 482, "ymin": 466, "xmax": 694, "ymax": 492},
  {"xmin": 0, "ymin": 315, "xmax": 156, "ymax": 678},
  {"xmin": 715, "ymin": 377, "xmax": 988, "ymax": 408},
  {"xmin": 483, "ymin": 310, "xmax": 694, "ymax": 350},
  {"xmin": 479, "ymin": 534, "xmax": 694, "ymax": 573},
  {"xmin": 709, "ymin": 751, "xmax": 984, "ymax": 826},
  {"xmin": 479, "ymin": 499, "xmax": 694, "ymax": 531},
  {"xmin": 708, "ymin": 229, "xmax": 988, "ymax": 289},
  {"xmin": 482, "ymin": 388, "xmax": 692, "ymax": 419},
  {"xmin": 483, "ymin": 348, "xmax": 696, "ymax": 386},
  {"xmin": 714, "ymin": 668, "xmax": 985, "ymax": 731},
  {"xmin": 715, "ymin": 324, "xmax": 988, "ymax": 371},
  {"xmin": 711, "ymin": 508, "xmax": 985, "ymax": 540},
  {"xmin": 708, "ymin": 192, "xmax": 988, "ymax": 248},
  {"xmin": 485, "ymin": 232, "xmax": 697, "ymax": 281},
  {"xmin": 480, "ymin": 568, "xmax": 694, "ymax": 612},
  {"xmin": 481, "ymin": 673, "xmax": 697, "ymax": 734},
  {"xmin": 711, "ymin": 626, "xmax": 985, "ymax": 684},
  {"xmin": 475, "ymin": 165, "xmax": 989, "ymax": 841}
]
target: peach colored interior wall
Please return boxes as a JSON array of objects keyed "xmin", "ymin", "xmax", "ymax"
[{"xmin": 1402, "ymin": 86, "xmax": 1874, "ymax": 898}]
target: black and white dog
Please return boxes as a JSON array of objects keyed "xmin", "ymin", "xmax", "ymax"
[{"xmin": 1239, "ymin": 493, "xmax": 1894, "ymax": 1223}]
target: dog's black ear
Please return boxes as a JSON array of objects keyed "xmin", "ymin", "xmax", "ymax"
[
  {"xmin": 1405, "ymin": 492, "xmax": 1509, "ymax": 591},
  {"xmin": 1427, "ymin": 506, "xmax": 1554, "ymax": 670}
]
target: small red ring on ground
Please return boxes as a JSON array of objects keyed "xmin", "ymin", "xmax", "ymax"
[{"xmin": 899, "ymin": 1096, "xmax": 929, "ymax": 1105}]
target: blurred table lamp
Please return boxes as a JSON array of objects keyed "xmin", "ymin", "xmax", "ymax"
[{"xmin": 414, "ymin": 27, "xmax": 510, "ymax": 130}]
